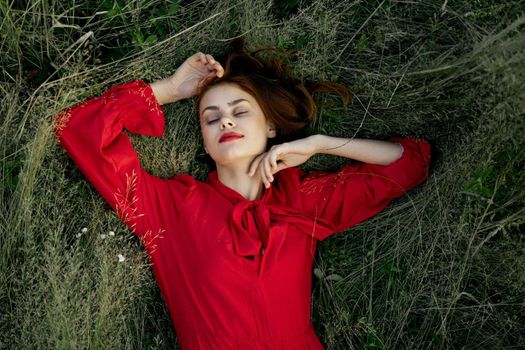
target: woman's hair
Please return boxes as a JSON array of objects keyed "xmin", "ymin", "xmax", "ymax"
[{"xmin": 197, "ymin": 39, "xmax": 351, "ymax": 146}]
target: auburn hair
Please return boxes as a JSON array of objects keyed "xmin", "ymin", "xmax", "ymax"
[{"xmin": 197, "ymin": 39, "xmax": 351, "ymax": 146}]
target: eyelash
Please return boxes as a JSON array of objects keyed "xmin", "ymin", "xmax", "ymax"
[{"xmin": 207, "ymin": 112, "xmax": 247, "ymax": 125}]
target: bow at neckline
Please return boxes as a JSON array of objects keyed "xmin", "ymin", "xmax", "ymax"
[
  {"xmin": 229, "ymin": 201, "xmax": 334, "ymax": 258},
  {"xmin": 230, "ymin": 202, "xmax": 270, "ymax": 257},
  {"xmin": 206, "ymin": 170, "xmax": 334, "ymax": 260}
]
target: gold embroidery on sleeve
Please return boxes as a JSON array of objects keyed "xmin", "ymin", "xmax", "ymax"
[
  {"xmin": 114, "ymin": 169, "xmax": 165, "ymax": 257},
  {"xmin": 300, "ymin": 166, "xmax": 354, "ymax": 196},
  {"xmin": 141, "ymin": 228, "xmax": 166, "ymax": 257},
  {"xmin": 127, "ymin": 84, "xmax": 163, "ymax": 117},
  {"xmin": 53, "ymin": 110, "xmax": 73, "ymax": 145},
  {"xmin": 101, "ymin": 91, "xmax": 118, "ymax": 105},
  {"xmin": 114, "ymin": 169, "xmax": 145, "ymax": 233}
]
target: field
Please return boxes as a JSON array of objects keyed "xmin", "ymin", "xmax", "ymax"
[{"xmin": 1, "ymin": 0, "xmax": 524, "ymax": 349}]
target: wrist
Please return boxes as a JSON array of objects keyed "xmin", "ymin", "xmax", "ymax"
[
  {"xmin": 310, "ymin": 134, "xmax": 329, "ymax": 154},
  {"xmin": 150, "ymin": 78, "xmax": 182, "ymax": 105}
]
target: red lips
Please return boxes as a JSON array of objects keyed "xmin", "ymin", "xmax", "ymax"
[{"xmin": 219, "ymin": 132, "xmax": 244, "ymax": 143}]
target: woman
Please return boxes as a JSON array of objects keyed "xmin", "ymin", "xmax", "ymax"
[{"xmin": 55, "ymin": 44, "xmax": 431, "ymax": 349}]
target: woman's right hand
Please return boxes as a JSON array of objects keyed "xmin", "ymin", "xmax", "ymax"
[{"xmin": 151, "ymin": 52, "xmax": 224, "ymax": 105}]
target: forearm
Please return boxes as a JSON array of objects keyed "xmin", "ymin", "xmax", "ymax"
[
  {"xmin": 150, "ymin": 78, "xmax": 182, "ymax": 105},
  {"xmin": 312, "ymin": 135, "xmax": 403, "ymax": 166},
  {"xmin": 54, "ymin": 81, "xmax": 164, "ymax": 224}
]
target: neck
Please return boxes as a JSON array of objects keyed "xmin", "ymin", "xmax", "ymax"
[{"xmin": 216, "ymin": 160, "xmax": 265, "ymax": 201}]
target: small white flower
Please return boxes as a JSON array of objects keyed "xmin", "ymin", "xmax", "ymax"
[
  {"xmin": 100, "ymin": 234, "xmax": 107, "ymax": 239},
  {"xmin": 108, "ymin": 231, "xmax": 115, "ymax": 237},
  {"xmin": 81, "ymin": 227, "xmax": 88, "ymax": 233},
  {"xmin": 76, "ymin": 233, "xmax": 82, "ymax": 238},
  {"xmin": 118, "ymin": 254, "xmax": 125, "ymax": 262}
]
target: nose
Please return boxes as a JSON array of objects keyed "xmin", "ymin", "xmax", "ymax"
[{"xmin": 219, "ymin": 116, "xmax": 236, "ymax": 130}]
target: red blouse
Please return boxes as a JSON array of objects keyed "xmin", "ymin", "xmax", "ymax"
[{"xmin": 55, "ymin": 80, "xmax": 431, "ymax": 349}]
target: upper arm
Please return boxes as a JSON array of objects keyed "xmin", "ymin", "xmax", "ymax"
[
  {"xmin": 300, "ymin": 138, "xmax": 431, "ymax": 240},
  {"xmin": 55, "ymin": 81, "xmax": 193, "ymax": 238}
]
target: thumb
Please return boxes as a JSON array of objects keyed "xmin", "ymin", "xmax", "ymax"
[{"xmin": 274, "ymin": 160, "xmax": 290, "ymax": 173}]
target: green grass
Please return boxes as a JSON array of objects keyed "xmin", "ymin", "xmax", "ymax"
[{"xmin": 1, "ymin": 0, "xmax": 524, "ymax": 349}]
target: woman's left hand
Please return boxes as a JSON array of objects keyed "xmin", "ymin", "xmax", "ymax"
[
  {"xmin": 150, "ymin": 52, "xmax": 224, "ymax": 105},
  {"xmin": 248, "ymin": 136, "xmax": 320, "ymax": 188}
]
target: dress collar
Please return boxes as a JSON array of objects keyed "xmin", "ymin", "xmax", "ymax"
[
  {"xmin": 205, "ymin": 168, "xmax": 334, "ymax": 277},
  {"xmin": 205, "ymin": 170, "xmax": 273, "ymax": 205}
]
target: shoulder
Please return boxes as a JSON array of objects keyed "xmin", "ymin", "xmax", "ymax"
[
  {"xmin": 275, "ymin": 166, "xmax": 304, "ymax": 185},
  {"xmin": 139, "ymin": 171, "xmax": 199, "ymax": 198},
  {"xmin": 268, "ymin": 167, "xmax": 304, "ymax": 204},
  {"xmin": 168, "ymin": 173, "xmax": 198, "ymax": 186}
]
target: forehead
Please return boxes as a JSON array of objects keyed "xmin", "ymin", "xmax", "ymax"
[{"xmin": 199, "ymin": 83, "xmax": 254, "ymax": 111}]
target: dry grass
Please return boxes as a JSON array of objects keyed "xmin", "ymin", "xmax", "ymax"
[{"xmin": 1, "ymin": 0, "xmax": 524, "ymax": 349}]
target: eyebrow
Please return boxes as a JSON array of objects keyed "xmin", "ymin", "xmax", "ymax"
[{"xmin": 201, "ymin": 99, "xmax": 250, "ymax": 114}]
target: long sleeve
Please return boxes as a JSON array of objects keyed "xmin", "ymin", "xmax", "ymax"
[
  {"xmin": 299, "ymin": 137, "xmax": 431, "ymax": 240},
  {"xmin": 54, "ymin": 80, "xmax": 191, "ymax": 239}
]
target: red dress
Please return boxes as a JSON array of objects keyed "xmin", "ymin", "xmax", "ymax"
[{"xmin": 55, "ymin": 80, "xmax": 431, "ymax": 349}]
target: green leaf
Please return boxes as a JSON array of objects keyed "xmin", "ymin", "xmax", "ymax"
[
  {"xmin": 144, "ymin": 35, "xmax": 157, "ymax": 46},
  {"xmin": 375, "ymin": 30, "xmax": 385, "ymax": 46},
  {"xmin": 325, "ymin": 273, "xmax": 343, "ymax": 282},
  {"xmin": 104, "ymin": 7, "xmax": 120, "ymax": 18},
  {"xmin": 381, "ymin": 262, "xmax": 401, "ymax": 275},
  {"xmin": 3, "ymin": 159, "xmax": 22, "ymax": 191},
  {"xmin": 295, "ymin": 34, "xmax": 307, "ymax": 49},
  {"xmin": 365, "ymin": 332, "xmax": 385, "ymax": 349},
  {"xmin": 169, "ymin": 18, "xmax": 179, "ymax": 30},
  {"xmin": 358, "ymin": 33, "xmax": 369, "ymax": 51},
  {"xmin": 133, "ymin": 29, "xmax": 144, "ymax": 45},
  {"xmin": 430, "ymin": 330, "xmax": 444, "ymax": 347},
  {"xmin": 463, "ymin": 166, "xmax": 494, "ymax": 198},
  {"xmin": 169, "ymin": 1, "xmax": 179, "ymax": 15},
  {"xmin": 100, "ymin": 0, "xmax": 114, "ymax": 10}
]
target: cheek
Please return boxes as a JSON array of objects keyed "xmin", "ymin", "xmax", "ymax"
[{"xmin": 200, "ymin": 127, "xmax": 212, "ymax": 146}]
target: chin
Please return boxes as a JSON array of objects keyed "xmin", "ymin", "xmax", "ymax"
[{"xmin": 211, "ymin": 150, "xmax": 261, "ymax": 167}]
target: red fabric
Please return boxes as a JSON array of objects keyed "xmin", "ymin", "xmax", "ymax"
[{"xmin": 55, "ymin": 80, "xmax": 431, "ymax": 349}]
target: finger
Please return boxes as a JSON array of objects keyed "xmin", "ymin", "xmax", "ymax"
[
  {"xmin": 280, "ymin": 159, "xmax": 290, "ymax": 170},
  {"xmin": 248, "ymin": 154, "xmax": 263, "ymax": 176},
  {"xmin": 260, "ymin": 157, "xmax": 273, "ymax": 182},
  {"xmin": 205, "ymin": 54, "xmax": 215, "ymax": 65},
  {"xmin": 270, "ymin": 149, "xmax": 279, "ymax": 171},
  {"xmin": 259, "ymin": 154, "xmax": 273, "ymax": 188},
  {"xmin": 260, "ymin": 166, "xmax": 270, "ymax": 188},
  {"xmin": 263, "ymin": 158, "xmax": 274, "ymax": 182},
  {"xmin": 248, "ymin": 159, "xmax": 257, "ymax": 177},
  {"xmin": 275, "ymin": 160, "xmax": 289, "ymax": 172},
  {"xmin": 206, "ymin": 61, "xmax": 222, "ymax": 72},
  {"xmin": 195, "ymin": 52, "xmax": 206, "ymax": 62},
  {"xmin": 214, "ymin": 62, "xmax": 224, "ymax": 77}
]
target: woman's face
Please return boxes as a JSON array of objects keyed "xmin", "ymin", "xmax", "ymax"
[{"xmin": 199, "ymin": 83, "xmax": 276, "ymax": 166}]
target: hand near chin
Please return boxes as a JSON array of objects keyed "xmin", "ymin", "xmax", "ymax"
[{"xmin": 248, "ymin": 136, "xmax": 319, "ymax": 189}]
